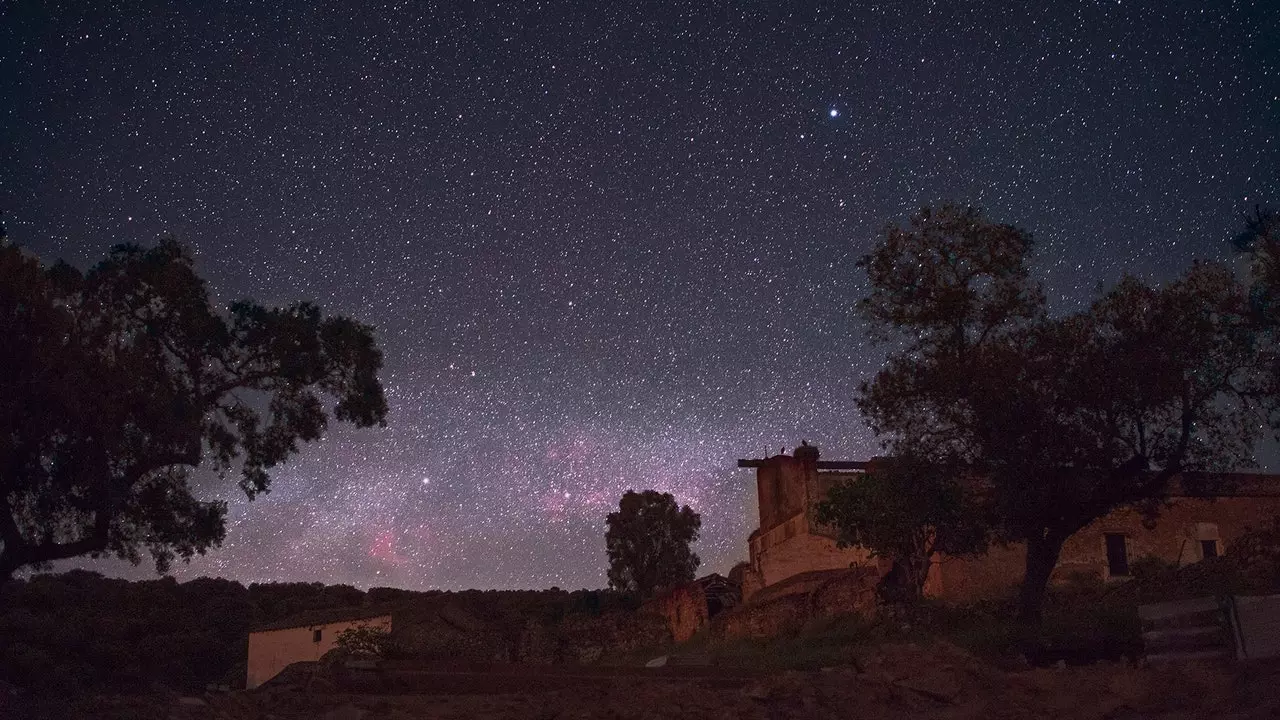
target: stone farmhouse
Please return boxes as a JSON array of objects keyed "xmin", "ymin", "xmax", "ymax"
[
  {"xmin": 738, "ymin": 443, "xmax": 1280, "ymax": 602},
  {"xmin": 247, "ymin": 609, "xmax": 392, "ymax": 688}
]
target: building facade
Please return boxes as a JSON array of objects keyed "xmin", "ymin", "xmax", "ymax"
[
  {"xmin": 246, "ymin": 611, "xmax": 392, "ymax": 689},
  {"xmin": 739, "ymin": 444, "xmax": 1280, "ymax": 603}
]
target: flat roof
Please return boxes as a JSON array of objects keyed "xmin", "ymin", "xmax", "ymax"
[
  {"xmin": 250, "ymin": 605, "xmax": 395, "ymax": 633},
  {"xmin": 736, "ymin": 459, "xmax": 870, "ymax": 470}
]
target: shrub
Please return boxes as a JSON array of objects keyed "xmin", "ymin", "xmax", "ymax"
[
  {"xmin": 334, "ymin": 624, "xmax": 397, "ymax": 659},
  {"xmin": 1129, "ymin": 555, "xmax": 1178, "ymax": 580}
]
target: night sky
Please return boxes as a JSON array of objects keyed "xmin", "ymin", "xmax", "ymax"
[{"xmin": 2, "ymin": 1, "xmax": 1277, "ymax": 590}]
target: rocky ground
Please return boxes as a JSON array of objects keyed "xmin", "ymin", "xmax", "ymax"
[{"xmin": 12, "ymin": 642, "xmax": 1280, "ymax": 720}]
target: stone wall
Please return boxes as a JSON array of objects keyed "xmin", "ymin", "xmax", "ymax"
[
  {"xmin": 514, "ymin": 609, "xmax": 671, "ymax": 664},
  {"xmin": 389, "ymin": 599, "xmax": 669, "ymax": 665},
  {"xmin": 716, "ymin": 568, "xmax": 878, "ymax": 639},
  {"xmin": 755, "ymin": 455, "xmax": 810, "ymax": 530},
  {"xmin": 744, "ymin": 447, "xmax": 876, "ymax": 602},
  {"xmin": 933, "ymin": 495, "xmax": 1280, "ymax": 601},
  {"xmin": 752, "ymin": 526, "xmax": 873, "ymax": 592},
  {"xmin": 646, "ymin": 583, "xmax": 709, "ymax": 643}
]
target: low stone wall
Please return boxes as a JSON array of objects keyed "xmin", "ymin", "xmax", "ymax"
[
  {"xmin": 391, "ymin": 601, "xmax": 670, "ymax": 665},
  {"xmin": 714, "ymin": 567, "xmax": 878, "ymax": 639},
  {"xmin": 646, "ymin": 583, "xmax": 710, "ymax": 643}
]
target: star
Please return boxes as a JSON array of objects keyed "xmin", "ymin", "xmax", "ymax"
[{"xmin": 5, "ymin": 0, "xmax": 1272, "ymax": 592}]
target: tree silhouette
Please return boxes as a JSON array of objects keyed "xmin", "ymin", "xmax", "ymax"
[
  {"xmin": 857, "ymin": 204, "xmax": 1278, "ymax": 623},
  {"xmin": 605, "ymin": 490, "xmax": 700, "ymax": 599},
  {"xmin": 0, "ymin": 238, "xmax": 387, "ymax": 583},
  {"xmin": 814, "ymin": 454, "xmax": 988, "ymax": 601}
]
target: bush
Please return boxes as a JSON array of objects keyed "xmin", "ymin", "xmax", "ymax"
[
  {"xmin": 1129, "ymin": 555, "xmax": 1177, "ymax": 580},
  {"xmin": 1230, "ymin": 516, "xmax": 1280, "ymax": 589},
  {"xmin": 334, "ymin": 624, "xmax": 398, "ymax": 659}
]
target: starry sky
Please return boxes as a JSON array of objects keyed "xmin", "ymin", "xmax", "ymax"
[{"xmin": 1, "ymin": 1, "xmax": 1277, "ymax": 590}]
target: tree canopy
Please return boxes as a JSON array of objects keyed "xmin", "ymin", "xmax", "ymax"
[
  {"xmin": 852, "ymin": 204, "xmax": 1280, "ymax": 622},
  {"xmin": 0, "ymin": 238, "xmax": 388, "ymax": 582},
  {"xmin": 814, "ymin": 454, "xmax": 988, "ymax": 601},
  {"xmin": 605, "ymin": 490, "xmax": 701, "ymax": 598}
]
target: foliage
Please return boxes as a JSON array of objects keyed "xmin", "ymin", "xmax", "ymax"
[
  {"xmin": 856, "ymin": 204, "xmax": 1280, "ymax": 624},
  {"xmin": 1214, "ymin": 515, "xmax": 1280, "ymax": 590},
  {"xmin": 0, "ymin": 571, "xmax": 644, "ymax": 696},
  {"xmin": 0, "ymin": 571, "xmax": 252, "ymax": 694},
  {"xmin": 334, "ymin": 624, "xmax": 396, "ymax": 659},
  {"xmin": 0, "ymin": 239, "xmax": 388, "ymax": 581},
  {"xmin": 814, "ymin": 455, "xmax": 988, "ymax": 601},
  {"xmin": 605, "ymin": 490, "xmax": 701, "ymax": 599},
  {"xmin": 1128, "ymin": 555, "xmax": 1178, "ymax": 581}
]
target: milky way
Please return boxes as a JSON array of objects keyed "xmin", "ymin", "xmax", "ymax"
[{"xmin": 2, "ymin": 1, "xmax": 1277, "ymax": 589}]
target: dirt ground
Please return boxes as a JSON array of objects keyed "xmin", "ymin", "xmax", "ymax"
[{"xmin": 23, "ymin": 642, "xmax": 1280, "ymax": 720}]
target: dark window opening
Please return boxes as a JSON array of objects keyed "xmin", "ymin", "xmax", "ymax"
[
  {"xmin": 313, "ymin": 629, "xmax": 322, "ymax": 643},
  {"xmin": 1105, "ymin": 533, "xmax": 1129, "ymax": 576},
  {"xmin": 1201, "ymin": 539, "xmax": 1219, "ymax": 559}
]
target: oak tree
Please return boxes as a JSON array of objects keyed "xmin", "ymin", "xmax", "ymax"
[
  {"xmin": 0, "ymin": 237, "xmax": 387, "ymax": 584},
  {"xmin": 857, "ymin": 204, "xmax": 1276, "ymax": 622}
]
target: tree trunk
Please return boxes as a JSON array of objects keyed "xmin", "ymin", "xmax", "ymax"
[
  {"xmin": 1019, "ymin": 533, "xmax": 1065, "ymax": 626},
  {"xmin": 905, "ymin": 554, "xmax": 931, "ymax": 599}
]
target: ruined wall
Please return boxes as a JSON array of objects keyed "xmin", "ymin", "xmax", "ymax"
[
  {"xmin": 246, "ymin": 615, "xmax": 392, "ymax": 689},
  {"xmin": 742, "ymin": 457, "xmax": 877, "ymax": 600},
  {"xmin": 1061, "ymin": 495, "xmax": 1280, "ymax": 577},
  {"xmin": 933, "ymin": 545, "xmax": 1027, "ymax": 602},
  {"xmin": 648, "ymin": 582, "xmax": 709, "ymax": 643},
  {"xmin": 717, "ymin": 568, "xmax": 878, "ymax": 638},
  {"xmin": 934, "ymin": 495, "xmax": 1280, "ymax": 601},
  {"xmin": 754, "ymin": 530, "xmax": 873, "ymax": 588},
  {"xmin": 739, "ymin": 563, "xmax": 766, "ymax": 602},
  {"xmin": 756, "ymin": 455, "xmax": 810, "ymax": 532},
  {"xmin": 514, "ymin": 609, "xmax": 671, "ymax": 664}
]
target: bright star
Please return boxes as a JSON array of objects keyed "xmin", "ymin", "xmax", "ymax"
[{"xmin": 829, "ymin": 108, "xmax": 839, "ymax": 117}]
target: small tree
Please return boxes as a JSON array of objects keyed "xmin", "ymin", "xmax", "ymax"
[
  {"xmin": 813, "ymin": 455, "xmax": 988, "ymax": 601},
  {"xmin": 605, "ymin": 490, "xmax": 701, "ymax": 599},
  {"xmin": 334, "ymin": 624, "xmax": 396, "ymax": 659}
]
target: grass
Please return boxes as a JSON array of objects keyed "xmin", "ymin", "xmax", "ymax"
[
  {"xmin": 604, "ymin": 562, "xmax": 1258, "ymax": 672},
  {"xmin": 640, "ymin": 592, "xmax": 1145, "ymax": 672}
]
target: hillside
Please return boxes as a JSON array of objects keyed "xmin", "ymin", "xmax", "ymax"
[{"xmin": 0, "ymin": 570, "xmax": 638, "ymax": 695}]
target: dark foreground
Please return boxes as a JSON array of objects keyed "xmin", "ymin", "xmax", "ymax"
[{"xmin": 10, "ymin": 643, "xmax": 1280, "ymax": 720}]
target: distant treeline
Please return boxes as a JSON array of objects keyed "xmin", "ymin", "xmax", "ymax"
[{"xmin": 0, "ymin": 570, "xmax": 634, "ymax": 695}]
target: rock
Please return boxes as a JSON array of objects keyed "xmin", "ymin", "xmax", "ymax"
[
  {"xmin": 322, "ymin": 703, "xmax": 367, "ymax": 720},
  {"xmin": 894, "ymin": 671, "xmax": 962, "ymax": 704},
  {"xmin": 577, "ymin": 644, "xmax": 604, "ymax": 663},
  {"xmin": 644, "ymin": 655, "xmax": 669, "ymax": 668}
]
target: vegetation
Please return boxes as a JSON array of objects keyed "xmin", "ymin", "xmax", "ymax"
[
  {"xmin": 814, "ymin": 454, "xmax": 988, "ymax": 601},
  {"xmin": 605, "ymin": 490, "xmax": 701, "ymax": 599},
  {"xmin": 0, "ymin": 571, "xmax": 639, "ymax": 695},
  {"xmin": 334, "ymin": 624, "xmax": 397, "ymax": 659},
  {"xmin": 848, "ymin": 203, "xmax": 1280, "ymax": 624},
  {"xmin": 0, "ymin": 238, "xmax": 388, "ymax": 584}
]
